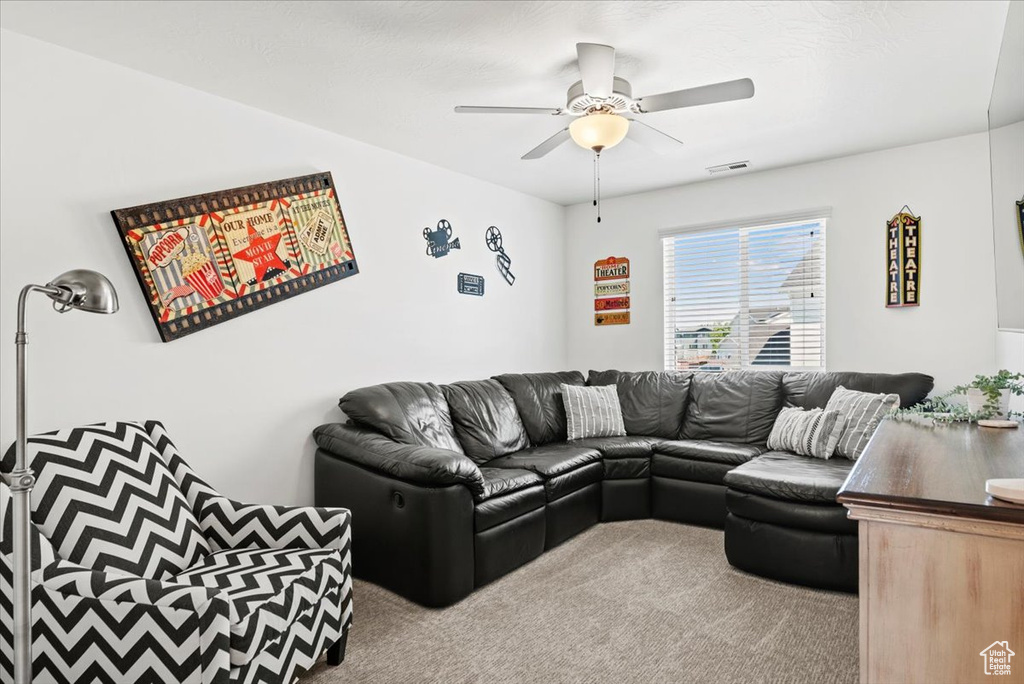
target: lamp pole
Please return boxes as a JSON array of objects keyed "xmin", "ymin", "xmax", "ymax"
[
  {"xmin": 9, "ymin": 272, "xmax": 118, "ymax": 684},
  {"xmin": 11, "ymin": 285, "xmax": 66, "ymax": 684}
]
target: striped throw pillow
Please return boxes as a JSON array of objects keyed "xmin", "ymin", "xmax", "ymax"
[
  {"xmin": 825, "ymin": 386, "xmax": 900, "ymax": 460},
  {"xmin": 767, "ymin": 407, "xmax": 847, "ymax": 460},
  {"xmin": 562, "ymin": 383, "xmax": 626, "ymax": 440}
]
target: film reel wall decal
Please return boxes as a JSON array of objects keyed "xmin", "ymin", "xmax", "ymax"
[{"xmin": 486, "ymin": 225, "xmax": 515, "ymax": 286}]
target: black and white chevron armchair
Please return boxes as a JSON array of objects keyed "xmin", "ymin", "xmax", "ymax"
[{"xmin": 0, "ymin": 420, "xmax": 353, "ymax": 683}]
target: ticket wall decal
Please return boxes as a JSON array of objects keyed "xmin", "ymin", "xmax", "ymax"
[
  {"xmin": 111, "ymin": 172, "xmax": 358, "ymax": 342},
  {"xmin": 594, "ymin": 256, "xmax": 630, "ymax": 281},
  {"xmin": 457, "ymin": 272, "xmax": 485, "ymax": 296},
  {"xmin": 595, "ymin": 312, "xmax": 630, "ymax": 326},
  {"xmin": 595, "ymin": 281, "xmax": 629, "ymax": 296},
  {"xmin": 885, "ymin": 209, "xmax": 921, "ymax": 308}
]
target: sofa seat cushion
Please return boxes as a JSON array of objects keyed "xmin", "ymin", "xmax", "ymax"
[
  {"xmin": 726, "ymin": 488, "xmax": 856, "ymax": 535},
  {"xmin": 477, "ymin": 467, "xmax": 543, "ymax": 501},
  {"xmin": 485, "ymin": 444, "xmax": 603, "ymax": 502},
  {"xmin": 570, "ymin": 435, "xmax": 664, "ymax": 459},
  {"xmin": 603, "ymin": 457, "xmax": 651, "ymax": 480},
  {"xmin": 475, "ymin": 483, "xmax": 546, "ymax": 532},
  {"xmin": 546, "ymin": 462, "xmax": 604, "ymax": 501},
  {"xmin": 484, "ymin": 444, "xmax": 602, "ymax": 478},
  {"xmin": 723, "ymin": 451, "xmax": 854, "ymax": 504},
  {"xmin": 651, "ymin": 454, "xmax": 734, "ymax": 485},
  {"xmin": 174, "ymin": 547, "xmax": 346, "ymax": 667},
  {"xmin": 655, "ymin": 440, "xmax": 766, "ymax": 465}
]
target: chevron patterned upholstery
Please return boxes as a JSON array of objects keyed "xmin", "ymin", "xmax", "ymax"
[
  {"xmin": 16, "ymin": 422, "xmax": 211, "ymax": 580},
  {"xmin": 175, "ymin": 548, "xmax": 350, "ymax": 667},
  {"xmin": 1, "ymin": 420, "xmax": 353, "ymax": 683}
]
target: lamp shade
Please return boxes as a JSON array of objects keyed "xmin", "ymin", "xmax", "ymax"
[
  {"xmin": 46, "ymin": 269, "xmax": 119, "ymax": 314},
  {"xmin": 569, "ymin": 112, "xmax": 630, "ymax": 151}
]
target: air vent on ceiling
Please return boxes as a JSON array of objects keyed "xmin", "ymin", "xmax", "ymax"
[{"xmin": 706, "ymin": 161, "xmax": 750, "ymax": 175}]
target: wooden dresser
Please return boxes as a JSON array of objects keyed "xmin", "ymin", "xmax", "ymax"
[{"xmin": 838, "ymin": 420, "xmax": 1024, "ymax": 684}]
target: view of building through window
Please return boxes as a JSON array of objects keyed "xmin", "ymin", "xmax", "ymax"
[{"xmin": 663, "ymin": 217, "xmax": 826, "ymax": 372}]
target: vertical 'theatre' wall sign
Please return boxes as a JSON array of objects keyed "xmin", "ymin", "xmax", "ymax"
[{"xmin": 885, "ymin": 209, "xmax": 921, "ymax": 308}]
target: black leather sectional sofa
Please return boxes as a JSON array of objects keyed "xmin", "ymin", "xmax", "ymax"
[{"xmin": 313, "ymin": 369, "xmax": 933, "ymax": 607}]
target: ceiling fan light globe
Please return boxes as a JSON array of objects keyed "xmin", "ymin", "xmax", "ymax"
[{"xmin": 569, "ymin": 112, "xmax": 629, "ymax": 152}]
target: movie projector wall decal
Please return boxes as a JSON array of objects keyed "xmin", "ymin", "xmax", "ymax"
[{"xmin": 424, "ymin": 219, "xmax": 460, "ymax": 258}]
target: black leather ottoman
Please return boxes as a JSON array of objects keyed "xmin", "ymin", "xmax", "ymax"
[{"xmin": 723, "ymin": 451, "xmax": 858, "ymax": 592}]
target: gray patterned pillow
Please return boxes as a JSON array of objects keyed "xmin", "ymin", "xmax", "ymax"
[
  {"xmin": 561, "ymin": 384, "xmax": 626, "ymax": 440},
  {"xmin": 767, "ymin": 407, "xmax": 847, "ymax": 460},
  {"xmin": 825, "ymin": 386, "xmax": 900, "ymax": 460}
]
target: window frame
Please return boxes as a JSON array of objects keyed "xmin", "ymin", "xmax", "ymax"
[{"xmin": 661, "ymin": 208, "xmax": 831, "ymax": 373}]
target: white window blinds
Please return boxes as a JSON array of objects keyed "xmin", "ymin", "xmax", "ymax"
[{"xmin": 663, "ymin": 216, "xmax": 826, "ymax": 372}]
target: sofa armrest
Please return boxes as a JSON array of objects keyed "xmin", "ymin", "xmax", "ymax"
[{"xmin": 313, "ymin": 423, "xmax": 484, "ymax": 498}]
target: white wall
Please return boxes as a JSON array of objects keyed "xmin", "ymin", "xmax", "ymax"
[
  {"xmin": 0, "ymin": 31, "xmax": 567, "ymax": 505},
  {"xmin": 565, "ymin": 133, "xmax": 997, "ymax": 394}
]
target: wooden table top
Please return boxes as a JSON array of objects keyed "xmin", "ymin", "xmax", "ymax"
[{"xmin": 837, "ymin": 419, "xmax": 1024, "ymax": 524}]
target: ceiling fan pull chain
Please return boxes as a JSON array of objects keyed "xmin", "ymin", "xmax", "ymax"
[{"xmin": 596, "ymin": 151, "xmax": 602, "ymax": 223}]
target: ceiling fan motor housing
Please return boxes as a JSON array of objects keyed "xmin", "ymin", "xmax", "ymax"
[{"xmin": 566, "ymin": 77, "xmax": 636, "ymax": 115}]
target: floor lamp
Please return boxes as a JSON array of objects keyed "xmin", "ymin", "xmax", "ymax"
[{"xmin": 10, "ymin": 269, "xmax": 118, "ymax": 684}]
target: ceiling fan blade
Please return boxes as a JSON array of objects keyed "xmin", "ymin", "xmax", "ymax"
[
  {"xmin": 626, "ymin": 119, "xmax": 684, "ymax": 153},
  {"xmin": 521, "ymin": 127, "xmax": 571, "ymax": 160},
  {"xmin": 577, "ymin": 43, "xmax": 615, "ymax": 99},
  {"xmin": 455, "ymin": 106, "xmax": 563, "ymax": 115},
  {"xmin": 637, "ymin": 77, "xmax": 755, "ymax": 113}
]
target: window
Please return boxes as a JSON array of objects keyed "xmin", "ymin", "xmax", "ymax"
[{"xmin": 663, "ymin": 214, "xmax": 826, "ymax": 372}]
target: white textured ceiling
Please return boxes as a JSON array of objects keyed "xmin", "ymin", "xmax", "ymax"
[{"xmin": 0, "ymin": 0, "xmax": 1010, "ymax": 205}]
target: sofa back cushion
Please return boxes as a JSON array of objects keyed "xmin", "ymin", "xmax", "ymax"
[
  {"xmin": 681, "ymin": 371, "xmax": 784, "ymax": 444},
  {"xmin": 783, "ymin": 371, "xmax": 933, "ymax": 410},
  {"xmin": 493, "ymin": 371, "xmax": 585, "ymax": 445},
  {"xmin": 588, "ymin": 370, "xmax": 692, "ymax": 439},
  {"xmin": 442, "ymin": 379, "xmax": 530, "ymax": 464},
  {"xmin": 3, "ymin": 421, "xmax": 211, "ymax": 580},
  {"xmin": 339, "ymin": 381, "xmax": 464, "ymax": 452}
]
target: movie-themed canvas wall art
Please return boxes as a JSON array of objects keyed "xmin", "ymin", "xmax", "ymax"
[{"xmin": 112, "ymin": 172, "xmax": 358, "ymax": 342}]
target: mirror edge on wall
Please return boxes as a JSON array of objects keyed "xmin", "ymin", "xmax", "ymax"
[{"xmin": 988, "ymin": 0, "xmax": 1024, "ymax": 332}]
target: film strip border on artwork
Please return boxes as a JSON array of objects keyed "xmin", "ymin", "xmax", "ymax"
[{"xmin": 111, "ymin": 172, "xmax": 359, "ymax": 341}]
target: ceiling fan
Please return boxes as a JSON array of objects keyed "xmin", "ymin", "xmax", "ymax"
[{"xmin": 455, "ymin": 42, "xmax": 755, "ymax": 160}]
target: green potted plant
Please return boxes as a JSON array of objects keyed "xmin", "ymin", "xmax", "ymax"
[
  {"xmin": 952, "ymin": 370, "xmax": 1023, "ymax": 419},
  {"xmin": 894, "ymin": 370, "xmax": 1023, "ymax": 424}
]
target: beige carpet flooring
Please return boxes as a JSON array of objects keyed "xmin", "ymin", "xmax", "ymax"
[{"xmin": 302, "ymin": 520, "xmax": 858, "ymax": 684}]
